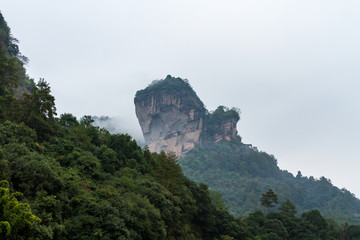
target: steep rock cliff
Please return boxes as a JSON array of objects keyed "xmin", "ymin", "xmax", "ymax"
[{"xmin": 134, "ymin": 75, "xmax": 240, "ymax": 156}]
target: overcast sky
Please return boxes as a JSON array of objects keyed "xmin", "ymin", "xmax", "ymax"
[{"xmin": 2, "ymin": 0, "xmax": 360, "ymax": 197}]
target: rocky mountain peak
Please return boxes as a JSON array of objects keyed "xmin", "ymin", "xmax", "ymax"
[{"xmin": 134, "ymin": 76, "xmax": 240, "ymax": 156}]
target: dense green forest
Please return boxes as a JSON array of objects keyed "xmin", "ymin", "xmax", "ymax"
[
  {"xmin": 179, "ymin": 140, "xmax": 360, "ymax": 224},
  {"xmin": 1, "ymin": 11, "xmax": 360, "ymax": 239}
]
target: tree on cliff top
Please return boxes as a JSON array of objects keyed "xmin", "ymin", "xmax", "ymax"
[{"xmin": 135, "ymin": 75, "xmax": 205, "ymax": 110}]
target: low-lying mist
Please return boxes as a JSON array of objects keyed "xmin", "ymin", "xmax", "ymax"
[{"xmin": 92, "ymin": 115, "xmax": 145, "ymax": 146}]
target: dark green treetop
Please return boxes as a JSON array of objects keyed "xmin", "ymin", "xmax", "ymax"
[
  {"xmin": 261, "ymin": 189, "xmax": 279, "ymax": 213},
  {"xmin": 135, "ymin": 75, "xmax": 205, "ymax": 110},
  {"xmin": 278, "ymin": 199, "xmax": 297, "ymax": 216}
]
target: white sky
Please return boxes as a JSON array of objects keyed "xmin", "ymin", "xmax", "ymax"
[{"xmin": 2, "ymin": 0, "xmax": 360, "ymax": 197}]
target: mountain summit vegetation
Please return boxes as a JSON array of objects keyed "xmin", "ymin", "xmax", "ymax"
[
  {"xmin": 1, "ymin": 10, "xmax": 360, "ymax": 240},
  {"xmin": 134, "ymin": 75, "xmax": 240, "ymax": 156}
]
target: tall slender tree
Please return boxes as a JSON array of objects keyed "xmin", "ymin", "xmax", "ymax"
[{"xmin": 261, "ymin": 189, "xmax": 278, "ymax": 213}]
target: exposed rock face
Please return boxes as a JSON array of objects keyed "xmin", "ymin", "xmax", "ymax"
[
  {"xmin": 214, "ymin": 118, "xmax": 239, "ymax": 142},
  {"xmin": 134, "ymin": 75, "xmax": 240, "ymax": 156}
]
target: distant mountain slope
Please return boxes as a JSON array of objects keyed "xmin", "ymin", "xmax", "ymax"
[{"xmin": 179, "ymin": 139, "xmax": 360, "ymax": 223}]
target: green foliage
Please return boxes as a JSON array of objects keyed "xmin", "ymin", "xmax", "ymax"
[
  {"xmin": 0, "ymin": 49, "xmax": 19, "ymax": 97},
  {"xmin": 345, "ymin": 224, "xmax": 360, "ymax": 240},
  {"xmin": 4, "ymin": 144, "xmax": 63, "ymax": 197},
  {"xmin": 0, "ymin": 46, "xmax": 21, "ymax": 121},
  {"xmin": 279, "ymin": 199, "xmax": 297, "ymax": 217},
  {"xmin": 261, "ymin": 189, "xmax": 279, "ymax": 213},
  {"xmin": 135, "ymin": 75, "xmax": 205, "ymax": 110},
  {"xmin": 0, "ymin": 121, "xmax": 38, "ymax": 151},
  {"xmin": 0, "ymin": 11, "xmax": 30, "ymax": 113},
  {"xmin": 59, "ymin": 113, "xmax": 79, "ymax": 127},
  {"xmin": 180, "ymin": 140, "xmax": 360, "ymax": 223},
  {"xmin": 207, "ymin": 105, "xmax": 240, "ymax": 123},
  {"xmin": 0, "ymin": 81, "xmax": 252, "ymax": 240},
  {"xmin": 0, "ymin": 180, "xmax": 40, "ymax": 239},
  {"xmin": 0, "ymin": 12, "xmax": 20, "ymax": 57},
  {"xmin": 203, "ymin": 106, "xmax": 240, "ymax": 138},
  {"xmin": 20, "ymin": 79, "xmax": 57, "ymax": 140},
  {"xmin": 0, "ymin": 12, "xmax": 11, "ymax": 47},
  {"xmin": 240, "ymin": 192, "xmax": 360, "ymax": 240}
]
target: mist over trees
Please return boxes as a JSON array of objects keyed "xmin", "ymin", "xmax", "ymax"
[{"xmin": 92, "ymin": 115, "xmax": 145, "ymax": 145}]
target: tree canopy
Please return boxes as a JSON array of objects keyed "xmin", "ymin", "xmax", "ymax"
[
  {"xmin": 261, "ymin": 189, "xmax": 279, "ymax": 213},
  {"xmin": 179, "ymin": 140, "xmax": 360, "ymax": 223}
]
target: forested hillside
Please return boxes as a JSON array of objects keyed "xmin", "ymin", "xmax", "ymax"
[
  {"xmin": 1, "ymin": 10, "xmax": 360, "ymax": 240},
  {"xmin": 180, "ymin": 140, "xmax": 360, "ymax": 224}
]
